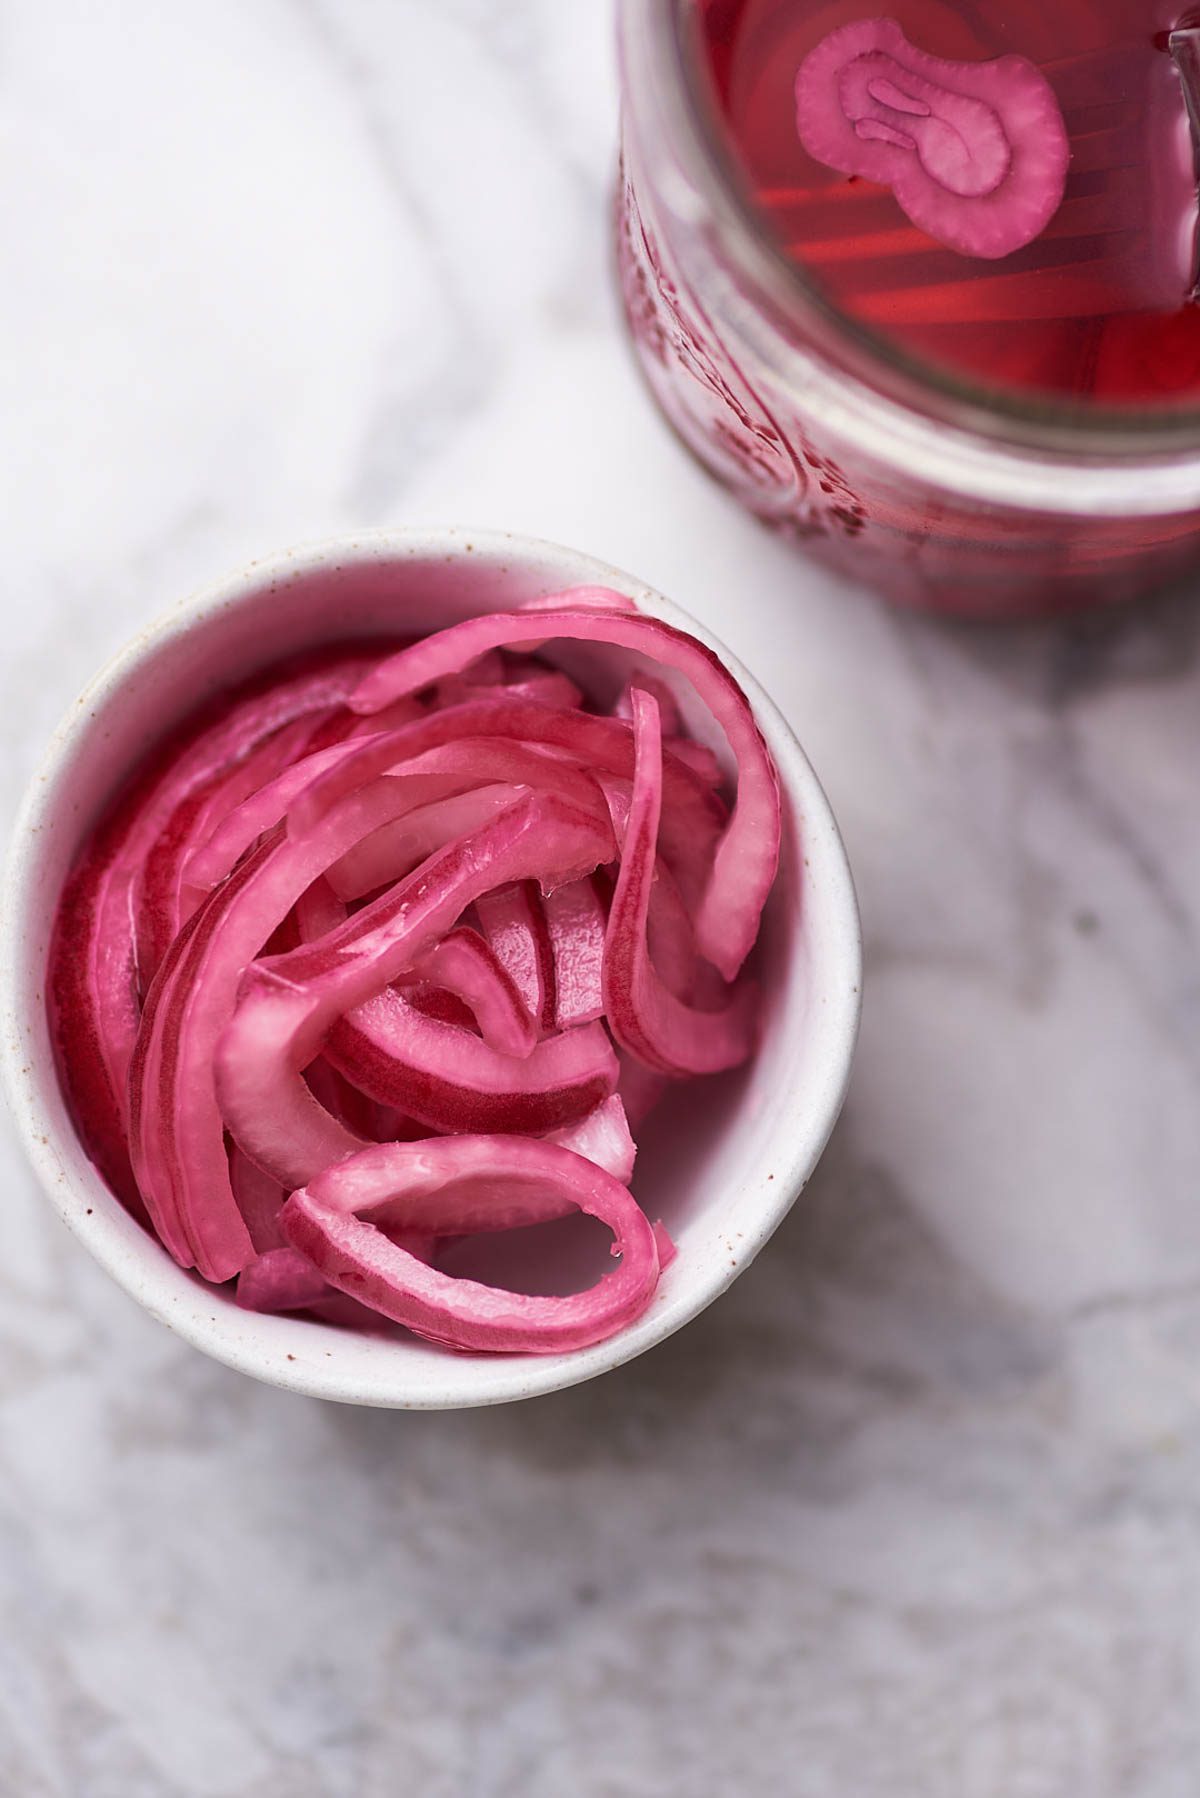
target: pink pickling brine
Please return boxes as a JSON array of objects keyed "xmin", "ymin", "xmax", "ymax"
[{"xmin": 794, "ymin": 17, "xmax": 1070, "ymax": 260}]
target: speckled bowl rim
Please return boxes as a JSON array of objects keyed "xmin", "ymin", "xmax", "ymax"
[{"xmin": 0, "ymin": 528, "xmax": 861, "ymax": 1407}]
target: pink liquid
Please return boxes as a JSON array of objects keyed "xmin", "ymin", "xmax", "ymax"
[{"xmin": 696, "ymin": 0, "xmax": 1200, "ymax": 407}]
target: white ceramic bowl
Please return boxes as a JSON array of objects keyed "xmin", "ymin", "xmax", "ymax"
[{"xmin": 1, "ymin": 529, "xmax": 860, "ymax": 1408}]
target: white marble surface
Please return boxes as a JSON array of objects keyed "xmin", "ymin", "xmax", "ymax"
[{"xmin": 3, "ymin": 2, "xmax": 1200, "ymax": 1793}]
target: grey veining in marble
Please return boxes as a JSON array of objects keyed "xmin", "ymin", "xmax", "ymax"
[{"xmin": 3, "ymin": 3, "xmax": 1200, "ymax": 1793}]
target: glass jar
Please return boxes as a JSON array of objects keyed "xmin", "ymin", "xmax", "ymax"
[{"xmin": 616, "ymin": 0, "xmax": 1200, "ymax": 617}]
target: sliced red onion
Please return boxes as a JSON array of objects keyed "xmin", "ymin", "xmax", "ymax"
[
  {"xmin": 323, "ymin": 737, "xmax": 610, "ymax": 902},
  {"xmin": 289, "ymin": 696, "xmax": 726, "ymax": 862},
  {"xmin": 795, "ymin": 18, "xmax": 1069, "ymax": 261},
  {"xmin": 49, "ymin": 650, "xmax": 373, "ymax": 1212},
  {"xmin": 136, "ymin": 712, "xmax": 340, "ymax": 986},
  {"xmin": 603, "ymin": 691, "xmax": 759, "ymax": 1076},
  {"xmin": 54, "ymin": 607, "xmax": 780, "ymax": 1357},
  {"xmin": 214, "ymin": 794, "xmax": 613, "ymax": 1194},
  {"xmin": 604, "ymin": 782, "xmax": 698, "ymax": 1003},
  {"xmin": 328, "ymin": 786, "xmax": 522, "ymax": 902},
  {"xmin": 303, "ymin": 1054, "xmax": 385, "ymax": 1143},
  {"xmin": 653, "ymin": 1221, "xmax": 678, "ymax": 1270},
  {"xmin": 50, "ymin": 835, "xmax": 149, "ymax": 1215},
  {"xmin": 662, "ymin": 738, "xmax": 723, "ymax": 788},
  {"xmin": 281, "ymin": 1136, "xmax": 661, "ymax": 1354},
  {"xmin": 410, "ymin": 929, "xmax": 538, "ymax": 1060},
  {"xmin": 297, "ymin": 881, "xmax": 538, "ymax": 1060},
  {"xmin": 614, "ymin": 672, "xmax": 683, "ymax": 737},
  {"xmin": 547, "ymin": 1094, "xmax": 637, "ymax": 1184},
  {"xmin": 229, "ymin": 1145, "xmax": 287, "ymax": 1252},
  {"xmin": 133, "ymin": 771, "xmax": 535, "ymax": 1280},
  {"xmin": 500, "ymin": 670, "xmax": 584, "ymax": 708},
  {"xmin": 237, "ymin": 1246, "xmax": 330, "ymax": 1313},
  {"xmin": 645, "ymin": 856, "xmax": 703, "ymax": 1003},
  {"xmin": 405, "ymin": 987, "xmax": 478, "ymax": 1033},
  {"xmin": 325, "ymin": 995, "xmax": 616, "ymax": 1138},
  {"xmin": 431, "ymin": 647, "xmax": 507, "ymax": 707},
  {"xmin": 476, "ymin": 881, "xmax": 556, "ymax": 1034},
  {"xmin": 347, "ymin": 599, "xmax": 779, "ymax": 979},
  {"xmin": 543, "ymin": 876, "xmax": 607, "ymax": 1030},
  {"xmin": 519, "ymin": 587, "xmax": 640, "ymax": 615},
  {"xmin": 180, "ymin": 736, "xmax": 373, "ymax": 905}
]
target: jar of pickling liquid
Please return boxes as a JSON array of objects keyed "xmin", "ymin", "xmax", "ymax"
[{"xmin": 617, "ymin": 0, "xmax": 1200, "ymax": 616}]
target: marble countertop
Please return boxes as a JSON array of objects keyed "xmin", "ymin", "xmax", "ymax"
[{"xmin": 3, "ymin": 2, "xmax": 1200, "ymax": 1793}]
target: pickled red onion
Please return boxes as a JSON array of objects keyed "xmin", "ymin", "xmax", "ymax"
[
  {"xmin": 347, "ymin": 600, "xmax": 780, "ymax": 980},
  {"xmin": 49, "ymin": 590, "xmax": 781, "ymax": 1355},
  {"xmin": 548, "ymin": 1094, "xmax": 637, "ymax": 1184},
  {"xmin": 476, "ymin": 881, "xmax": 557, "ymax": 1034},
  {"xmin": 603, "ymin": 691, "xmax": 759, "ymax": 1077},
  {"xmin": 48, "ymin": 649, "xmax": 375, "ymax": 1210},
  {"xmin": 281, "ymin": 1137, "xmax": 660, "ymax": 1354},
  {"xmin": 543, "ymin": 877, "xmax": 607, "ymax": 1030},
  {"xmin": 213, "ymin": 794, "xmax": 613, "ymax": 1193}
]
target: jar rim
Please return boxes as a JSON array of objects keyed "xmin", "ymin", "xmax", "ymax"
[{"xmin": 619, "ymin": 0, "xmax": 1200, "ymax": 509}]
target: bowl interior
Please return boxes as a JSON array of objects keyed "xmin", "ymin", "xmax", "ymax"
[{"xmin": 4, "ymin": 533, "xmax": 860, "ymax": 1407}]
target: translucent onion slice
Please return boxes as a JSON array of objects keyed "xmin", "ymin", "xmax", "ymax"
[
  {"xmin": 614, "ymin": 672, "xmax": 683, "ymax": 737},
  {"xmin": 347, "ymin": 597, "xmax": 780, "ymax": 980},
  {"xmin": 324, "ymin": 995, "xmax": 616, "ymax": 1137},
  {"xmin": 53, "ymin": 604, "xmax": 779, "ymax": 1359},
  {"xmin": 296, "ymin": 877, "xmax": 539, "ymax": 1061},
  {"xmin": 501, "ymin": 669, "xmax": 584, "ymax": 707},
  {"xmin": 180, "ymin": 736, "xmax": 376, "ymax": 904},
  {"xmin": 280, "ymin": 1136, "xmax": 661, "ymax": 1354},
  {"xmin": 603, "ymin": 691, "xmax": 759, "ymax": 1076},
  {"xmin": 136, "ymin": 712, "xmax": 340, "ymax": 986},
  {"xmin": 409, "ymin": 929, "xmax": 539, "ymax": 1060},
  {"xmin": 288, "ymin": 696, "xmax": 727, "ymax": 865},
  {"xmin": 475, "ymin": 882, "xmax": 556, "ymax": 1034},
  {"xmin": 325, "ymin": 738, "xmax": 610, "ymax": 901},
  {"xmin": 48, "ymin": 650, "xmax": 373, "ymax": 1210},
  {"xmin": 543, "ymin": 876, "xmax": 607, "ymax": 1030},
  {"xmin": 547, "ymin": 1094, "xmax": 637, "ymax": 1184},
  {"xmin": 229, "ymin": 1144, "xmax": 287, "ymax": 1253},
  {"xmin": 236, "ymin": 1246, "xmax": 329, "ymax": 1313},
  {"xmin": 214, "ymin": 794, "xmax": 613, "ymax": 1195},
  {"xmin": 328, "ymin": 786, "xmax": 522, "ymax": 902},
  {"xmin": 237, "ymin": 1236, "xmax": 438, "ymax": 1316},
  {"xmin": 132, "ymin": 773, "xmax": 546, "ymax": 1280}
]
